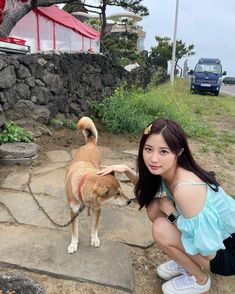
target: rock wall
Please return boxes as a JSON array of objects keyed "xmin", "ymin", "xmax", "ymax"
[{"xmin": 0, "ymin": 53, "xmax": 167, "ymax": 127}]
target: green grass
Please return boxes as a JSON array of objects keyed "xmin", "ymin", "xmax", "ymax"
[
  {"xmin": 169, "ymin": 79, "xmax": 235, "ymax": 153},
  {"xmin": 90, "ymin": 78, "xmax": 235, "ymax": 154}
]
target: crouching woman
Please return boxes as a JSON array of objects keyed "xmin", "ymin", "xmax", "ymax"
[{"xmin": 98, "ymin": 117, "xmax": 235, "ymax": 294}]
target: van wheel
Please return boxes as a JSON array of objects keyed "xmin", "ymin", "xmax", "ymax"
[{"xmin": 214, "ymin": 91, "xmax": 219, "ymax": 96}]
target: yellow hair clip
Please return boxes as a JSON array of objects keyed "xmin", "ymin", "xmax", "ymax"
[{"xmin": 144, "ymin": 124, "xmax": 152, "ymax": 135}]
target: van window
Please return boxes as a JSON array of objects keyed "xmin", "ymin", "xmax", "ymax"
[{"xmin": 195, "ymin": 64, "xmax": 222, "ymax": 74}]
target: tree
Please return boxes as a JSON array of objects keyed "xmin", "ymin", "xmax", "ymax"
[
  {"xmin": 63, "ymin": 1, "xmax": 149, "ymax": 37},
  {"xmin": 0, "ymin": 0, "xmax": 148, "ymax": 38},
  {"xmin": 150, "ymin": 36, "xmax": 195, "ymax": 73},
  {"xmin": 102, "ymin": 31, "xmax": 138, "ymax": 64},
  {"xmin": 101, "ymin": 16, "xmax": 145, "ymax": 66},
  {"xmin": 63, "ymin": 1, "xmax": 87, "ymax": 14}
]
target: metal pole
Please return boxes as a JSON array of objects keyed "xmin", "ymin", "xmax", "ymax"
[{"xmin": 170, "ymin": 0, "xmax": 179, "ymax": 84}]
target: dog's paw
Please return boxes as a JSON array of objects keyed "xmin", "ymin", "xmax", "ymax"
[
  {"xmin": 68, "ymin": 242, "xmax": 78, "ymax": 254},
  {"xmin": 91, "ymin": 236, "xmax": 100, "ymax": 247}
]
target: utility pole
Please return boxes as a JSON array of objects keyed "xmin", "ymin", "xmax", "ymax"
[{"xmin": 170, "ymin": 0, "xmax": 179, "ymax": 84}]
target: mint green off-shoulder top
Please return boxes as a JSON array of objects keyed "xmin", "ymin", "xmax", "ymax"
[{"xmin": 161, "ymin": 181, "xmax": 235, "ymax": 256}]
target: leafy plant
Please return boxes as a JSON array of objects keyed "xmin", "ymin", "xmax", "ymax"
[
  {"xmin": 49, "ymin": 118, "xmax": 77, "ymax": 130},
  {"xmin": 63, "ymin": 119, "xmax": 77, "ymax": 130},
  {"xmin": 49, "ymin": 118, "xmax": 64, "ymax": 128},
  {"xmin": 0, "ymin": 121, "xmax": 33, "ymax": 143}
]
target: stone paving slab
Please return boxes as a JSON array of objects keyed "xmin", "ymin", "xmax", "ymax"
[
  {"xmin": 99, "ymin": 206, "xmax": 153, "ymax": 248},
  {"xmin": 0, "ymin": 189, "xmax": 153, "ymax": 247},
  {"xmin": 0, "ymin": 224, "xmax": 133, "ymax": 293},
  {"xmin": 0, "ymin": 147, "xmax": 153, "ymax": 292},
  {"xmin": 28, "ymin": 168, "xmax": 67, "ymax": 198},
  {"xmin": 32, "ymin": 162, "xmax": 68, "ymax": 175},
  {"xmin": 122, "ymin": 150, "xmax": 138, "ymax": 157},
  {"xmin": 0, "ymin": 171, "xmax": 29, "ymax": 190},
  {"xmin": 0, "ymin": 191, "xmax": 66, "ymax": 229},
  {"xmin": 0, "ymin": 204, "xmax": 14, "ymax": 222},
  {"xmin": 46, "ymin": 150, "xmax": 71, "ymax": 163}
]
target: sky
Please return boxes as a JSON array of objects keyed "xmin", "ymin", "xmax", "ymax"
[
  {"xmin": 105, "ymin": 0, "xmax": 235, "ymax": 76},
  {"xmin": 60, "ymin": 1, "xmax": 235, "ymax": 76}
]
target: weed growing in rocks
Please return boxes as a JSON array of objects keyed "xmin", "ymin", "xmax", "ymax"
[{"xmin": 0, "ymin": 121, "xmax": 33, "ymax": 144}]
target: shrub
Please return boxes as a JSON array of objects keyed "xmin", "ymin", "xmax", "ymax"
[
  {"xmin": 90, "ymin": 84, "xmax": 212, "ymax": 138},
  {"xmin": 90, "ymin": 78, "xmax": 235, "ymax": 153}
]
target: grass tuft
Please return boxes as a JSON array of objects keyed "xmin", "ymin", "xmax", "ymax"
[{"xmin": 90, "ymin": 78, "xmax": 235, "ymax": 153}]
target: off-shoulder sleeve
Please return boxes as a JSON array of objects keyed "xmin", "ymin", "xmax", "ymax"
[{"xmin": 177, "ymin": 203, "xmax": 227, "ymax": 256}]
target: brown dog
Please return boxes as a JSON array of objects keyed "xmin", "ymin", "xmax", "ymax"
[{"xmin": 65, "ymin": 117, "xmax": 131, "ymax": 253}]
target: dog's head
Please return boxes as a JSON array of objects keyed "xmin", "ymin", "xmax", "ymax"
[{"xmin": 83, "ymin": 174, "xmax": 131, "ymax": 207}]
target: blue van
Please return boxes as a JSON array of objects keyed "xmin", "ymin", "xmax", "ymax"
[{"xmin": 189, "ymin": 58, "xmax": 226, "ymax": 96}]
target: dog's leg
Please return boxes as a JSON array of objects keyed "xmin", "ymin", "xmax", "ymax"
[
  {"xmin": 68, "ymin": 209, "xmax": 79, "ymax": 254},
  {"xmin": 91, "ymin": 208, "xmax": 101, "ymax": 247}
]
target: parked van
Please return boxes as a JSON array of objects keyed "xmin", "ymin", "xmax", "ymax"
[{"xmin": 189, "ymin": 58, "xmax": 226, "ymax": 96}]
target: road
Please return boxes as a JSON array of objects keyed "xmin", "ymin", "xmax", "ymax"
[{"xmin": 221, "ymin": 84, "xmax": 235, "ymax": 96}]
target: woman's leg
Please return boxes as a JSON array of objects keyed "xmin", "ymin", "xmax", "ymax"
[
  {"xmin": 153, "ymin": 217, "xmax": 209, "ymax": 284},
  {"xmin": 147, "ymin": 199, "xmax": 214, "ymax": 276},
  {"xmin": 146, "ymin": 198, "xmax": 165, "ymax": 223}
]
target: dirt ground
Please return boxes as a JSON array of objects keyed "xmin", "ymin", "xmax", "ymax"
[{"xmin": 0, "ymin": 121, "xmax": 234, "ymax": 294}]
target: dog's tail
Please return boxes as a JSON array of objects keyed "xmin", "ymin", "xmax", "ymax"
[{"xmin": 77, "ymin": 117, "xmax": 98, "ymax": 144}]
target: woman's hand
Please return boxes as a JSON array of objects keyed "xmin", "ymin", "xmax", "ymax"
[
  {"xmin": 97, "ymin": 164, "xmax": 138, "ymax": 185},
  {"xmin": 97, "ymin": 164, "xmax": 129, "ymax": 176}
]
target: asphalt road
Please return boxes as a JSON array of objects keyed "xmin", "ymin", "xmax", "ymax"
[{"xmin": 221, "ymin": 84, "xmax": 235, "ymax": 96}]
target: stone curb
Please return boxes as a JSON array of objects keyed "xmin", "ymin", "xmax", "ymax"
[
  {"xmin": 0, "ymin": 154, "xmax": 38, "ymax": 165},
  {"xmin": 0, "ymin": 143, "xmax": 39, "ymax": 159}
]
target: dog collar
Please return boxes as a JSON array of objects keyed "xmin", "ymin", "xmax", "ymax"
[{"xmin": 77, "ymin": 173, "xmax": 89, "ymax": 201}]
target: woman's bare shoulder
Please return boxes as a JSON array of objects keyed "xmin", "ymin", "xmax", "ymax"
[{"xmin": 173, "ymin": 172, "xmax": 207, "ymax": 218}]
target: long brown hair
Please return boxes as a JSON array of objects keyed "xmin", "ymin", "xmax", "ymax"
[{"xmin": 134, "ymin": 118, "xmax": 219, "ymax": 209}]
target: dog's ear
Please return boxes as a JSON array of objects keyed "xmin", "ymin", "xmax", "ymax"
[{"xmin": 94, "ymin": 182, "xmax": 109, "ymax": 196}]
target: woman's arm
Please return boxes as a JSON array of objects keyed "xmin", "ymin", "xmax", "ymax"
[
  {"xmin": 97, "ymin": 164, "xmax": 138, "ymax": 185},
  {"xmin": 158, "ymin": 197, "xmax": 177, "ymax": 216}
]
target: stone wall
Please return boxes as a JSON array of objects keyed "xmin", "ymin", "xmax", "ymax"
[{"xmin": 0, "ymin": 53, "xmax": 167, "ymax": 127}]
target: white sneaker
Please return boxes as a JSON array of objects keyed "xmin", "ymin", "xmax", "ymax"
[
  {"xmin": 162, "ymin": 273, "xmax": 211, "ymax": 294},
  {"xmin": 156, "ymin": 260, "xmax": 187, "ymax": 280}
]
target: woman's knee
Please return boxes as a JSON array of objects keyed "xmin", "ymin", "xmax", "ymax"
[
  {"xmin": 146, "ymin": 199, "xmax": 164, "ymax": 222},
  {"xmin": 152, "ymin": 217, "xmax": 169, "ymax": 243},
  {"xmin": 152, "ymin": 217, "xmax": 181, "ymax": 247}
]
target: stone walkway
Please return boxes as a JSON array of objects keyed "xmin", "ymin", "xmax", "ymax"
[{"xmin": 0, "ymin": 146, "xmax": 153, "ymax": 293}]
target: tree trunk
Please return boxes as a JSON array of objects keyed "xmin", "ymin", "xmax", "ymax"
[
  {"xmin": 0, "ymin": 4, "xmax": 31, "ymax": 37},
  {"xmin": 100, "ymin": 3, "xmax": 107, "ymax": 37},
  {"xmin": 0, "ymin": 0, "xmax": 73, "ymax": 37}
]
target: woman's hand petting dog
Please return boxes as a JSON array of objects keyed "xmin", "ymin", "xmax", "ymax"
[
  {"xmin": 97, "ymin": 164, "xmax": 129, "ymax": 176},
  {"xmin": 98, "ymin": 164, "xmax": 138, "ymax": 185}
]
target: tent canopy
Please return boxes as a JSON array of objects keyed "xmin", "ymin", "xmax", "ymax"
[
  {"xmin": 35, "ymin": 6, "xmax": 100, "ymax": 40},
  {"xmin": 10, "ymin": 5, "xmax": 100, "ymax": 53}
]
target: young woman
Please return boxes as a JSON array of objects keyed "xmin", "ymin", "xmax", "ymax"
[{"xmin": 97, "ymin": 118, "xmax": 235, "ymax": 294}]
